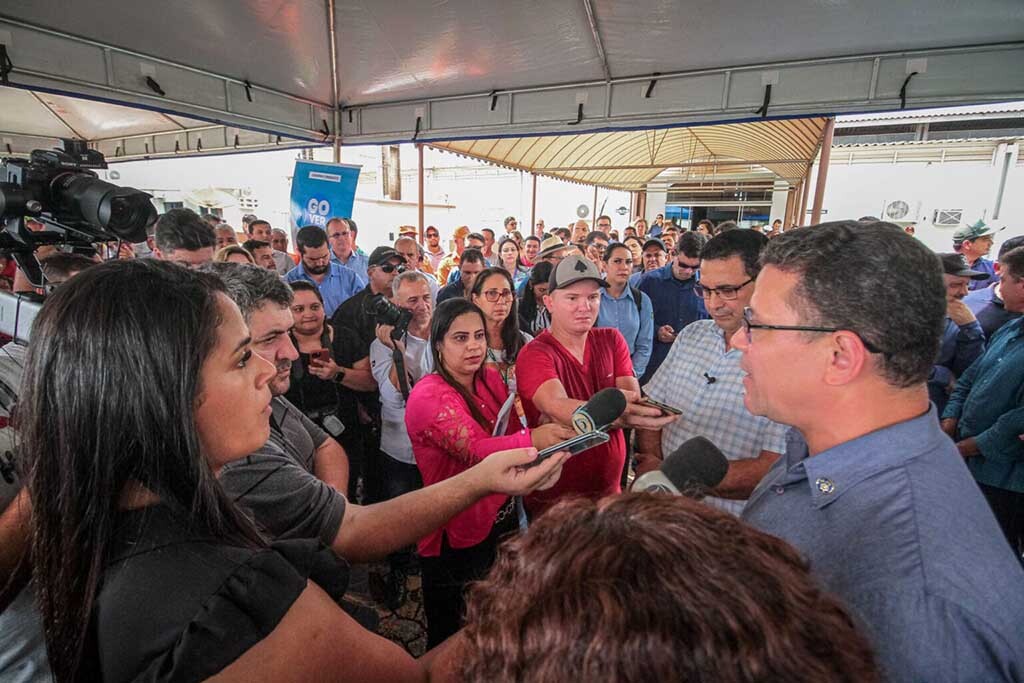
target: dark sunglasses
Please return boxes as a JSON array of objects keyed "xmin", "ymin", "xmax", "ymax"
[{"xmin": 379, "ymin": 262, "xmax": 407, "ymax": 274}]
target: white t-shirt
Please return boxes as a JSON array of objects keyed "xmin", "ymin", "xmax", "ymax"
[{"xmin": 370, "ymin": 333, "xmax": 433, "ymax": 464}]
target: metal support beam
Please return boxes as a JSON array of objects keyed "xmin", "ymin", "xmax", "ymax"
[
  {"xmin": 798, "ymin": 168, "xmax": 812, "ymax": 226},
  {"xmin": 783, "ymin": 185, "xmax": 797, "ymax": 229},
  {"xmin": 810, "ymin": 118, "xmax": 836, "ymax": 225},
  {"xmin": 531, "ymin": 174, "xmax": 538, "ymax": 237},
  {"xmin": 592, "ymin": 185, "xmax": 598, "ymax": 229},
  {"xmin": 581, "ymin": 0, "xmax": 611, "ymax": 82},
  {"xmin": 326, "ymin": 0, "xmax": 341, "ymax": 161},
  {"xmin": 417, "ymin": 143, "xmax": 425, "ymax": 242}
]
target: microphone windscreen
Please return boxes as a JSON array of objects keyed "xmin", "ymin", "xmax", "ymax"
[
  {"xmin": 661, "ymin": 436, "xmax": 729, "ymax": 493},
  {"xmin": 571, "ymin": 387, "xmax": 627, "ymax": 433}
]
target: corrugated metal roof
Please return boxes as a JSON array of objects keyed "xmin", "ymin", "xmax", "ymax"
[
  {"xmin": 429, "ymin": 118, "xmax": 828, "ymax": 191},
  {"xmin": 837, "ymin": 101, "xmax": 1024, "ymax": 125}
]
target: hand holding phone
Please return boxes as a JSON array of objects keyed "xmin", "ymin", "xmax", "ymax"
[
  {"xmin": 524, "ymin": 430, "xmax": 610, "ymax": 468},
  {"xmin": 641, "ymin": 396, "xmax": 683, "ymax": 416},
  {"xmin": 310, "ymin": 348, "xmax": 331, "ymax": 364}
]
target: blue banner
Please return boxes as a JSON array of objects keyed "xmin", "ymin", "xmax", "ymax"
[{"xmin": 289, "ymin": 160, "xmax": 361, "ymax": 231}]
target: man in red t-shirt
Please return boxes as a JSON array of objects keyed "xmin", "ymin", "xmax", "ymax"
[{"xmin": 516, "ymin": 255, "xmax": 678, "ymax": 514}]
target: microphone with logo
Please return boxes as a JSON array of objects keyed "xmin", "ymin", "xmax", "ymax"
[
  {"xmin": 571, "ymin": 387, "xmax": 628, "ymax": 434},
  {"xmin": 631, "ymin": 436, "xmax": 729, "ymax": 497}
]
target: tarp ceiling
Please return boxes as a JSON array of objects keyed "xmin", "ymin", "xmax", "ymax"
[
  {"xmin": 429, "ymin": 118, "xmax": 828, "ymax": 190},
  {"xmin": 1, "ymin": 0, "xmax": 1022, "ymax": 149},
  {"xmin": 0, "ymin": 86, "xmax": 312, "ymax": 159}
]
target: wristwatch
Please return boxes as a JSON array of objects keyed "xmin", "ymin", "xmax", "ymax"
[{"xmin": 334, "ymin": 367, "xmax": 347, "ymax": 385}]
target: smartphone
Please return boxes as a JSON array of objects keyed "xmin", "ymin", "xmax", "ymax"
[
  {"xmin": 525, "ymin": 431, "xmax": 611, "ymax": 468},
  {"xmin": 310, "ymin": 348, "xmax": 331, "ymax": 364},
  {"xmin": 641, "ymin": 396, "xmax": 683, "ymax": 416}
]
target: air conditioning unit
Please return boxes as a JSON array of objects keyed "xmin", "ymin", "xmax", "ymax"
[
  {"xmin": 933, "ymin": 209, "xmax": 963, "ymax": 227},
  {"xmin": 883, "ymin": 199, "xmax": 912, "ymax": 221}
]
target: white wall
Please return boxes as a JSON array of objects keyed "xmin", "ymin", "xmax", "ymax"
[{"xmin": 801, "ymin": 144, "xmax": 1022, "ymax": 253}]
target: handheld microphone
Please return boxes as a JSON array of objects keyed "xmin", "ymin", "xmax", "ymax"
[
  {"xmin": 703, "ymin": 372, "xmax": 716, "ymax": 385},
  {"xmin": 571, "ymin": 387, "xmax": 627, "ymax": 434},
  {"xmin": 631, "ymin": 436, "xmax": 729, "ymax": 497}
]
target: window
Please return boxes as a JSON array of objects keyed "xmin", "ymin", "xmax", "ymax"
[{"xmin": 164, "ymin": 201, "xmax": 184, "ymax": 211}]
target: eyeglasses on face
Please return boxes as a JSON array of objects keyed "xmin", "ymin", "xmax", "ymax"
[
  {"xmin": 379, "ymin": 262, "xmax": 407, "ymax": 274},
  {"xmin": 740, "ymin": 307, "xmax": 884, "ymax": 354},
  {"xmin": 481, "ymin": 289, "xmax": 513, "ymax": 302},
  {"xmin": 695, "ymin": 279, "xmax": 753, "ymax": 301}
]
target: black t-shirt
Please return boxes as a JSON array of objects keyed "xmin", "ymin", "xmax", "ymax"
[
  {"xmin": 93, "ymin": 505, "xmax": 347, "ymax": 683},
  {"xmin": 330, "ymin": 284, "xmax": 376, "ymax": 355}
]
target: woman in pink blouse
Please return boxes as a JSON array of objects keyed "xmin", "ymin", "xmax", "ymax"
[{"xmin": 406, "ymin": 298, "xmax": 573, "ymax": 647}]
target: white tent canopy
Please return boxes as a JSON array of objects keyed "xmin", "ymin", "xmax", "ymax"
[{"xmin": 1, "ymin": 0, "xmax": 1022, "ymax": 150}]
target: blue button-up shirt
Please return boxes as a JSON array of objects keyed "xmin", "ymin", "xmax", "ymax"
[
  {"xmin": 943, "ymin": 317, "xmax": 1024, "ymax": 494},
  {"xmin": 331, "ymin": 250, "xmax": 369, "ymax": 282},
  {"xmin": 965, "ymin": 282, "xmax": 1021, "ymax": 339},
  {"xmin": 968, "ymin": 256, "xmax": 997, "ymax": 290},
  {"xmin": 743, "ymin": 409, "xmax": 1024, "ymax": 681},
  {"xmin": 285, "ymin": 262, "xmax": 364, "ymax": 318},
  {"xmin": 596, "ymin": 286, "xmax": 654, "ymax": 378},
  {"xmin": 635, "ymin": 264, "xmax": 707, "ymax": 382},
  {"xmin": 928, "ymin": 317, "xmax": 985, "ymax": 415}
]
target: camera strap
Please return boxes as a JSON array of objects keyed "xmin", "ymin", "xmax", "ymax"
[{"xmin": 393, "ymin": 344, "xmax": 412, "ymax": 402}]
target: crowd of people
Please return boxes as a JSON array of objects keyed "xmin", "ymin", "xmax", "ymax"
[{"xmin": 0, "ymin": 205, "xmax": 1022, "ymax": 682}]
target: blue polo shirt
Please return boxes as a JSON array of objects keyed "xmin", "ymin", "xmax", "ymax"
[
  {"xmin": 928, "ymin": 317, "xmax": 985, "ymax": 415},
  {"xmin": 285, "ymin": 262, "xmax": 364, "ymax": 318},
  {"xmin": 635, "ymin": 264, "xmax": 707, "ymax": 382},
  {"xmin": 943, "ymin": 317, "xmax": 1024, "ymax": 494},
  {"xmin": 596, "ymin": 286, "xmax": 654, "ymax": 378},
  {"xmin": 331, "ymin": 250, "xmax": 369, "ymax": 282},
  {"xmin": 743, "ymin": 408, "xmax": 1024, "ymax": 681},
  {"xmin": 968, "ymin": 256, "xmax": 997, "ymax": 291},
  {"xmin": 965, "ymin": 282, "xmax": 1021, "ymax": 339}
]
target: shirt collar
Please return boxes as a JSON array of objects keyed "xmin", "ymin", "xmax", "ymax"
[
  {"xmin": 602, "ymin": 285, "xmax": 635, "ymax": 302},
  {"xmin": 784, "ymin": 405, "xmax": 943, "ymax": 509}
]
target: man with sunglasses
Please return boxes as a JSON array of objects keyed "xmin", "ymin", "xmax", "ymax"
[
  {"xmin": 423, "ymin": 225, "xmax": 445, "ymax": 272},
  {"xmin": 736, "ymin": 221, "xmax": 1024, "ymax": 680},
  {"xmin": 635, "ymin": 231, "xmax": 708, "ymax": 383},
  {"xmin": 636, "ymin": 230, "xmax": 788, "ymax": 515},
  {"xmin": 285, "ymin": 225, "xmax": 364, "ymax": 318}
]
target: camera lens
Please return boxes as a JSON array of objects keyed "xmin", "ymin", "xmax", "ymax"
[{"xmin": 56, "ymin": 173, "xmax": 157, "ymax": 242}]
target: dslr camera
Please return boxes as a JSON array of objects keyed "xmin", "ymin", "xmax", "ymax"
[{"xmin": 363, "ymin": 294, "xmax": 413, "ymax": 341}]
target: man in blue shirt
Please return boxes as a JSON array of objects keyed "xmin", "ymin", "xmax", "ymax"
[
  {"xmin": 965, "ymin": 235, "xmax": 1024, "ymax": 338},
  {"xmin": 735, "ymin": 221, "xmax": 1024, "ymax": 681},
  {"xmin": 928, "ymin": 254, "xmax": 987, "ymax": 414},
  {"xmin": 286, "ymin": 225, "xmax": 365, "ymax": 317},
  {"xmin": 943, "ymin": 245, "xmax": 1024, "ymax": 556},
  {"xmin": 635, "ymin": 232, "xmax": 707, "ymax": 383},
  {"xmin": 327, "ymin": 217, "xmax": 369, "ymax": 282},
  {"xmin": 596, "ymin": 242, "xmax": 653, "ymax": 378},
  {"xmin": 954, "ymin": 220, "xmax": 1005, "ymax": 290}
]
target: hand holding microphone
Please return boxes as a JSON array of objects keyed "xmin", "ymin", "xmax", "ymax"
[{"xmin": 631, "ymin": 436, "xmax": 729, "ymax": 497}]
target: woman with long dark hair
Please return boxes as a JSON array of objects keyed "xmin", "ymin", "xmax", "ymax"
[
  {"xmin": 405, "ymin": 298, "xmax": 573, "ymax": 648},
  {"xmin": 19, "ymin": 259, "xmax": 427, "ymax": 682},
  {"xmin": 518, "ymin": 261, "xmax": 553, "ymax": 336},
  {"xmin": 469, "ymin": 267, "xmax": 532, "ymax": 391},
  {"xmin": 495, "ymin": 237, "xmax": 529, "ymax": 288}
]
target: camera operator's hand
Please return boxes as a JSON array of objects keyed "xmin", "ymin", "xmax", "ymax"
[
  {"xmin": 375, "ymin": 323, "xmax": 405, "ymax": 352},
  {"xmin": 309, "ymin": 355, "xmax": 341, "ymax": 381},
  {"xmin": 469, "ymin": 447, "xmax": 568, "ymax": 496},
  {"xmin": 530, "ymin": 423, "xmax": 577, "ymax": 451}
]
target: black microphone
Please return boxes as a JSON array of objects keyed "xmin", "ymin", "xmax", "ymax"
[
  {"xmin": 571, "ymin": 387, "xmax": 627, "ymax": 434},
  {"xmin": 703, "ymin": 372, "xmax": 716, "ymax": 385},
  {"xmin": 631, "ymin": 436, "xmax": 729, "ymax": 496}
]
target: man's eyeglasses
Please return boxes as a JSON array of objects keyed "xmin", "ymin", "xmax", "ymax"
[
  {"xmin": 695, "ymin": 279, "xmax": 752, "ymax": 301},
  {"xmin": 380, "ymin": 263, "xmax": 406, "ymax": 274},
  {"xmin": 482, "ymin": 289, "xmax": 513, "ymax": 302},
  {"xmin": 741, "ymin": 307, "xmax": 884, "ymax": 354},
  {"xmin": 676, "ymin": 260, "xmax": 701, "ymax": 271},
  {"xmin": 425, "ymin": 232, "xmax": 439, "ymax": 239}
]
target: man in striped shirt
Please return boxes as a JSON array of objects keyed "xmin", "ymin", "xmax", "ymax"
[{"xmin": 636, "ymin": 229, "xmax": 788, "ymax": 516}]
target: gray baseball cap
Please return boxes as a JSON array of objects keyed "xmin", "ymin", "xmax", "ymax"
[{"xmin": 548, "ymin": 255, "xmax": 609, "ymax": 293}]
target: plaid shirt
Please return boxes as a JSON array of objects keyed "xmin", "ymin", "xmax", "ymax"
[{"xmin": 643, "ymin": 319, "xmax": 790, "ymax": 516}]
